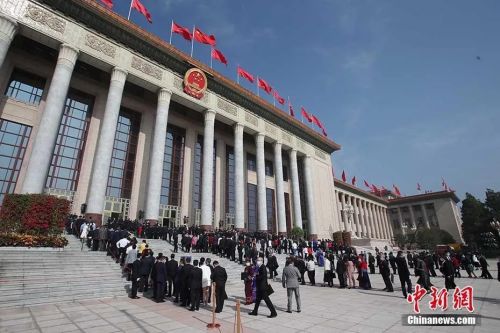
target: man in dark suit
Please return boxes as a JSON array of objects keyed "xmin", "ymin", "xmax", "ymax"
[
  {"xmin": 210, "ymin": 261, "xmax": 227, "ymax": 313},
  {"xmin": 129, "ymin": 257, "xmax": 142, "ymax": 299},
  {"xmin": 166, "ymin": 253, "xmax": 178, "ymax": 297},
  {"xmin": 189, "ymin": 259, "xmax": 203, "ymax": 311},
  {"xmin": 181, "ymin": 257, "xmax": 194, "ymax": 307},
  {"xmin": 139, "ymin": 251, "xmax": 154, "ymax": 293},
  {"xmin": 380, "ymin": 256, "xmax": 393, "ymax": 292},
  {"xmin": 396, "ymin": 251, "xmax": 412, "ymax": 298},
  {"xmin": 154, "ymin": 255, "xmax": 167, "ymax": 302},
  {"xmin": 249, "ymin": 258, "xmax": 277, "ymax": 318}
]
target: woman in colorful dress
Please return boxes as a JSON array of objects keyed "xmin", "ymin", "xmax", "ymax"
[
  {"xmin": 358, "ymin": 254, "xmax": 372, "ymax": 290},
  {"xmin": 243, "ymin": 260, "xmax": 256, "ymax": 305}
]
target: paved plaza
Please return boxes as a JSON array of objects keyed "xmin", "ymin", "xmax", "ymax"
[{"xmin": 0, "ymin": 245, "xmax": 498, "ymax": 333}]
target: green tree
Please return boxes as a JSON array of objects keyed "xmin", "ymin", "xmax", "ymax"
[
  {"xmin": 461, "ymin": 193, "xmax": 490, "ymax": 246},
  {"xmin": 415, "ymin": 228, "xmax": 440, "ymax": 250},
  {"xmin": 291, "ymin": 226, "xmax": 304, "ymax": 240},
  {"xmin": 394, "ymin": 232, "xmax": 407, "ymax": 249}
]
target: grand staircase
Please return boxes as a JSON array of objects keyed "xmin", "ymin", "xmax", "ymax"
[{"xmin": 0, "ymin": 235, "xmax": 130, "ymax": 308}]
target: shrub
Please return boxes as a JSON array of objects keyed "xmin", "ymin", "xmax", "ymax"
[
  {"xmin": 291, "ymin": 226, "xmax": 304, "ymax": 240},
  {"xmin": 0, "ymin": 194, "xmax": 70, "ymax": 235},
  {"xmin": 0, "ymin": 232, "xmax": 68, "ymax": 247}
]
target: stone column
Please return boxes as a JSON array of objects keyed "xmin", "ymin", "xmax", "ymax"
[
  {"xmin": 397, "ymin": 207, "xmax": 406, "ymax": 235},
  {"xmin": 303, "ymin": 156, "xmax": 317, "ymax": 239},
  {"xmin": 234, "ymin": 123, "xmax": 245, "ymax": 231},
  {"xmin": 344, "ymin": 194, "xmax": 352, "ymax": 233},
  {"xmin": 274, "ymin": 142, "xmax": 287, "ymax": 235},
  {"xmin": 144, "ymin": 89, "xmax": 172, "ymax": 224},
  {"xmin": 377, "ymin": 206, "xmax": 387, "ymax": 239},
  {"xmin": 421, "ymin": 204, "xmax": 430, "ymax": 228},
  {"xmin": 0, "ymin": 15, "xmax": 17, "ymax": 70},
  {"xmin": 369, "ymin": 203, "xmax": 379, "ymax": 238},
  {"xmin": 85, "ymin": 68, "xmax": 127, "ymax": 224},
  {"xmin": 409, "ymin": 205, "xmax": 416, "ymax": 228},
  {"xmin": 384, "ymin": 208, "xmax": 394, "ymax": 239},
  {"xmin": 200, "ymin": 109, "xmax": 216, "ymax": 229},
  {"xmin": 289, "ymin": 149, "xmax": 302, "ymax": 228},
  {"xmin": 339, "ymin": 192, "xmax": 346, "ymax": 231},
  {"xmin": 22, "ymin": 44, "xmax": 79, "ymax": 194},
  {"xmin": 351, "ymin": 196, "xmax": 359, "ymax": 237},
  {"xmin": 255, "ymin": 133, "xmax": 267, "ymax": 231},
  {"xmin": 362, "ymin": 201, "xmax": 371, "ymax": 238}
]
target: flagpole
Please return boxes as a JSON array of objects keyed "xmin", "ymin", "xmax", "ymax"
[
  {"xmin": 169, "ymin": 20, "xmax": 173, "ymax": 44},
  {"xmin": 256, "ymin": 76, "xmax": 259, "ymax": 97},
  {"xmin": 127, "ymin": 0, "xmax": 133, "ymax": 20},
  {"xmin": 236, "ymin": 65, "xmax": 239, "ymax": 84},
  {"xmin": 210, "ymin": 49, "xmax": 213, "ymax": 68},
  {"xmin": 190, "ymin": 26, "xmax": 195, "ymax": 57}
]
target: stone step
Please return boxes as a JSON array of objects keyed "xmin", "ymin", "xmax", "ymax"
[{"xmin": 0, "ymin": 292, "xmax": 122, "ymax": 308}]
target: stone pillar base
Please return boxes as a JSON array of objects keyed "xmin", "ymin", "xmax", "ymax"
[
  {"xmin": 85, "ymin": 213, "xmax": 103, "ymax": 227},
  {"xmin": 308, "ymin": 234, "xmax": 318, "ymax": 241},
  {"xmin": 200, "ymin": 225, "xmax": 213, "ymax": 231},
  {"xmin": 278, "ymin": 232, "xmax": 288, "ymax": 236},
  {"xmin": 145, "ymin": 219, "xmax": 158, "ymax": 226}
]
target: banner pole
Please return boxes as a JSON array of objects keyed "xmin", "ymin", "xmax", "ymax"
[
  {"xmin": 169, "ymin": 20, "xmax": 173, "ymax": 44},
  {"xmin": 127, "ymin": 0, "xmax": 133, "ymax": 20}
]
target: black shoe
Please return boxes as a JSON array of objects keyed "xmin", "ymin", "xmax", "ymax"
[
  {"xmin": 267, "ymin": 313, "xmax": 277, "ymax": 318},
  {"xmin": 248, "ymin": 312, "xmax": 258, "ymax": 316},
  {"xmin": 297, "ymin": 310, "xmax": 301, "ymax": 313},
  {"xmin": 189, "ymin": 308, "xmax": 195, "ymax": 311},
  {"xmin": 286, "ymin": 310, "xmax": 292, "ymax": 313}
]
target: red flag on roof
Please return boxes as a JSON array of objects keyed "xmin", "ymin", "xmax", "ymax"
[
  {"xmin": 351, "ymin": 176, "xmax": 356, "ymax": 186},
  {"xmin": 272, "ymin": 90, "xmax": 285, "ymax": 105},
  {"xmin": 237, "ymin": 66, "xmax": 254, "ymax": 83},
  {"xmin": 211, "ymin": 48, "xmax": 228, "ymax": 65},
  {"xmin": 288, "ymin": 102, "xmax": 295, "ymax": 117},
  {"xmin": 131, "ymin": 0, "xmax": 152, "ymax": 23},
  {"xmin": 172, "ymin": 22, "xmax": 192, "ymax": 41},
  {"xmin": 300, "ymin": 107, "xmax": 313, "ymax": 122},
  {"xmin": 341, "ymin": 170, "xmax": 346, "ymax": 182},
  {"xmin": 99, "ymin": 0, "xmax": 113, "ymax": 8},
  {"xmin": 258, "ymin": 78, "xmax": 272, "ymax": 94},
  {"xmin": 393, "ymin": 184, "xmax": 401, "ymax": 196},
  {"xmin": 371, "ymin": 184, "xmax": 380, "ymax": 194},
  {"xmin": 321, "ymin": 128, "xmax": 328, "ymax": 137},
  {"xmin": 364, "ymin": 180, "xmax": 370, "ymax": 188},
  {"xmin": 194, "ymin": 27, "xmax": 216, "ymax": 46}
]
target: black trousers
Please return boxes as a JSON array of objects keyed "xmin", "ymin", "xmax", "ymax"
[
  {"xmin": 166, "ymin": 276, "xmax": 174, "ymax": 296},
  {"xmin": 190, "ymin": 287, "xmax": 201, "ymax": 310},
  {"xmin": 269, "ymin": 268, "xmax": 278, "ymax": 279},
  {"xmin": 300, "ymin": 271, "xmax": 306, "ymax": 285},
  {"xmin": 130, "ymin": 278, "xmax": 139, "ymax": 298},
  {"xmin": 215, "ymin": 285, "xmax": 225, "ymax": 312},
  {"xmin": 399, "ymin": 277, "xmax": 412, "ymax": 297},
  {"xmin": 139, "ymin": 275, "xmax": 149, "ymax": 292},
  {"xmin": 382, "ymin": 274, "xmax": 393, "ymax": 291},
  {"xmin": 252, "ymin": 292, "xmax": 277, "ymax": 315},
  {"xmin": 307, "ymin": 270, "xmax": 316, "ymax": 285},
  {"xmin": 155, "ymin": 282, "xmax": 165, "ymax": 301}
]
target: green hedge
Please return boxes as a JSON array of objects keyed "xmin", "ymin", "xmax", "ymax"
[{"xmin": 0, "ymin": 194, "xmax": 70, "ymax": 235}]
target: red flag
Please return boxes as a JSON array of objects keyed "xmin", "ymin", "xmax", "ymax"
[
  {"xmin": 211, "ymin": 48, "xmax": 228, "ymax": 65},
  {"xmin": 341, "ymin": 170, "xmax": 346, "ymax": 182},
  {"xmin": 351, "ymin": 176, "xmax": 356, "ymax": 186},
  {"xmin": 272, "ymin": 90, "xmax": 285, "ymax": 105},
  {"xmin": 393, "ymin": 185, "xmax": 401, "ymax": 196},
  {"xmin": 99, "ymin": 0, "xmax": 113, "ymax": 8},
  {"xmin": 321, "ymin": 128, "xmax": 328, "ymax": 137},
  {"xmin": 131, "ymin": 0, "xmax": 152, "ymax": 23},
  {"xmin": 371, "ymin": 184, "xmax": 380, "ymax": 194},
  {"xmin": 258, "ymin": 78, "xmax": 272, "ymax": 94},
  {"xmin": 364, "ymin": 180, "xmax": 370, "ymax": 188},
  {"xmin": 194, "ymin": 27, "xmax": 216, "ymax": 46},
  {"xmin": 172, "ymin": 22, "xmax": 192, "ymax": 41},
  {"xmin": 301, "ymin": 107, "xmax": 313, "ymax": 122},
  {"xmin": 417, "ymin": 183, "xmax": 421, "ymax": 191},
  {"xmin": 237, "ymin": 66, "xmax": 254, "ymax": 83},
  {"xmin": 288, "ymin": 102, "xmax": 295, "ymax": 117}
]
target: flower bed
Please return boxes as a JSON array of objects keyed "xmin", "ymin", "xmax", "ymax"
[{"xmin": 0, "ymin": 232, "xmax": 68, "ymax": 248}]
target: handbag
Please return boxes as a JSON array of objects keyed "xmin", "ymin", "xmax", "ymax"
[{"xmin": 266, "ymin": 283, "xmax": 274, "ymax": 296}]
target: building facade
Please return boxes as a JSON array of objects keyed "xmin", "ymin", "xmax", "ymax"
[
  {"xmin": 334, "ymin": 180, "xmax": 464, "ymax": 246},
  {"xmin": 0, "ymin": 0, "xmax": 342, "ymax": 239}
]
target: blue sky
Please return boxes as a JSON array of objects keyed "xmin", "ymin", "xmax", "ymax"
[{"xmin": 106, "ymin": 0, "xmax": 499, "ymax": 201}]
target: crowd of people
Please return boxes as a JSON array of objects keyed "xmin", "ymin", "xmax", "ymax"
[{"xmin": 67, "ymin": 215, "xmax": 500, "ymax": 319}]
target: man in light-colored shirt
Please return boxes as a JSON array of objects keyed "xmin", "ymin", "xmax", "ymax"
[{"xmin": 282, "ymin": 259, "xmax": 301, "ymax": 313}]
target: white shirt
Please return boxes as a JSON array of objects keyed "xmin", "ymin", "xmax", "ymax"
[
  {"xmin": 116, "ymin": 238, "xmax": 129, "ymax": 249},
  {"xmin": 306, "ymin": 260, "xmax": 316, "ymax": 271},
  {"xmin": 324, "ymin": 258, "xmax": 331, "ymax": 271},
  {"xmin": 201, "ymin": 265, "xmax": 212, "ymax": 288}
]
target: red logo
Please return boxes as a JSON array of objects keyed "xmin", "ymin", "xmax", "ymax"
[
  {"xmin": 183, "ymin": 68, "xmax": 207, "ymax": 99},
  {"xmin": 407, "ymin": 285, "xmax": 475, "ymax": 314}
]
